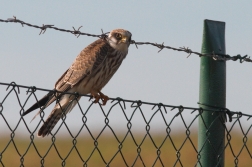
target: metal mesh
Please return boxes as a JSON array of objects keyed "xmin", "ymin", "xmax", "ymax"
[{"xmin": 0, "ymin": 82, "xmax": 251, "ymax": 167}]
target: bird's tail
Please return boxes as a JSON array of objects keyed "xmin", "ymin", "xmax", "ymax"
[
  {"xmin": 38, "ymin": 107, "xmax": 63, "ymax": 137},
  {"xmin": 38, "ymin": 96, "xmax": 80, "ymax": 137},
  {"xmin": 23, "ymin": 91, "xmax": 55, "ymax": 116}
]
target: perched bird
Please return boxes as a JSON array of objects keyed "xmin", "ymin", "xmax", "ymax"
[{"xmin": 22, "ymin": 29, "xmax": 132, "ymax": 137}]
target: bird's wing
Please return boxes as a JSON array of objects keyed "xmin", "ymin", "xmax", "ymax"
[
  {"xmin": 23, "ymin": 39, "xmax": 111, "ymax": 116},
  {"xmin": 55, "ymin": 38, "xmax": 111, "ymax": 92},
  {"xmin": 44, "ymin": 38, "xmax": 111, "ymax": 109}
]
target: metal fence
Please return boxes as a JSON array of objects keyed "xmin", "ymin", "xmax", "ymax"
[
  {"xmin": 0, "ymin": 16, "xmax": 251, "ymax": 63},
  {"xmin": 0, "ymin": 82, "xmax": 252, "ymax": 167},
  {"xmin": 1, "ymin": 17, "xmax": 252, "ymax": 167}
]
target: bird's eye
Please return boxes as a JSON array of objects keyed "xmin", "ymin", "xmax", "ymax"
[{"xmin": 115, "ymin": 33, "xmax": 122, "ymax": 40}]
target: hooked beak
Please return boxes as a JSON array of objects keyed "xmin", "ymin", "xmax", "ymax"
[{"xmin": 121, "ymin": 36, "xmax": 127, "ymax": 43}]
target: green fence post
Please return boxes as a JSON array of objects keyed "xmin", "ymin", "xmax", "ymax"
[{"xmin": 198, "ymin": 20, "xmax": 226, "ymax": 167}]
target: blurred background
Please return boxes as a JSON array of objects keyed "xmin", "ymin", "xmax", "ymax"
[{"xmin": 1, "ymin": 1, "xmax": 252, "ymax": 166}]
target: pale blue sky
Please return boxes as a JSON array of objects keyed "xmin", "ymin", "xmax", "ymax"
[{"xmin": 1, "ymin": 1, "xmax": 252, "ymax": 136}]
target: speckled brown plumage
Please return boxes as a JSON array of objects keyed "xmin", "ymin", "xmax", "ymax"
[{"xmin": 22, "ymin": 29, "xmax": 132, "ymax": 137}]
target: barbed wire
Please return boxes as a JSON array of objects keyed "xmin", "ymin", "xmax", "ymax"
[{"xmin": 1, "ymin": 16, "xmax": 251, "ymax": 63}]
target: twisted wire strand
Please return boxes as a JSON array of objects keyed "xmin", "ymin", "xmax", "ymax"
[
  {"xmin": 1, "ymin": 82, "xmax": 252, "ymax": 166},
  {"xmin": 1, "ymin": 16, "xmax": 251, "ymax": 63}
]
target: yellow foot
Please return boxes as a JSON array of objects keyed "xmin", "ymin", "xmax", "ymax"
[
  {"xmin": 90, "ymin": 90, "xmax": 109, "ymax": 105},
  {"xmin": 99, "ymin": 91, "xmax": 109, "ymax": 105},
  {"xmin": 90, "ymin": 91, "xmax": 100, "ymax": 103}
]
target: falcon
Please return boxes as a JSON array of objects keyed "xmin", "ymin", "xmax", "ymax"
[{"xmin": 22, "ymin": 29, "xmax": 132, "ymax": 137}]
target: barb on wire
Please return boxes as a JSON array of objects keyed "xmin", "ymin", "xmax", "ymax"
[
  {"xmin": 1, "ymin": 16, "xmax": 252, "ymax": 63},
  {"xmin": 99, "ymin": 29, "xmax": 109, "ymax": 40},
  {"xmin": 39, "ymin": 24, "xmax": 54, "ymax": 35},
  {"xmin": 72, "ymin": 26, "xmax": 83, "ymax": 38},
  {"xmin": 179, "ymin": 46, "xmax": 192, "ymax": 58}
]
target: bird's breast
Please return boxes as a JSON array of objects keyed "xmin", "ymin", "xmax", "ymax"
[{"xmin": 79, "ymin": 50, "xmax": 127, "ymax": 93}]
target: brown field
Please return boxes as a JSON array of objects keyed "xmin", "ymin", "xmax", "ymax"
[{"xmin": 0, "ymin": 132, "xmax": 251, "ymax": 167}]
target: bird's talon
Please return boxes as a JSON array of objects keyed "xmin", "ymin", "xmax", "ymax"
[
  {"xmin": 93, "ymin": 95, "xmax": 100, "ymax": 103},
  {"xmin": 90, "ymin": 91, "xmax": 101, "ymax": 103},
  {"xmin": 99, "ymin": 92, "xmax": 109, "ymax": 105},
  {"xmin": 102, "ymin": 99, "xmax": 108, "ymax": 105}
]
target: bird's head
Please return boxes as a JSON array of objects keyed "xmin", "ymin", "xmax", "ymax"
[{"xmin": 107, "ymin": 29, "xmax": 132, "ymax": 52}]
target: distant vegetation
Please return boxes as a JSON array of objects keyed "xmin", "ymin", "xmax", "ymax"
[{"xmin": 0, "ymin": 131, "xmax": 251, "ymax": 166}]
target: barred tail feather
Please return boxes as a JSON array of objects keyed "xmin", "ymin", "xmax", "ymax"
[
  {"xmin": 37, "ymin": 96, "xmax": 80, "ymax": 137},
  {"xmin": 38, "ymin": 108, "xmax": 62, "ymax": 137}
]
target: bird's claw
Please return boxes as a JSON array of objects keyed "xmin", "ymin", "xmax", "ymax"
[
  {"xmin": 90, "ymin": 93, "xmax": 100, "ymax": 103},
  {"xmin": 99, "ymin": 92, "xmax": 109, "ymax": 105},
  {"xmin": 90, "ymin": 91, "xmax": 109, "ymax": 105}
]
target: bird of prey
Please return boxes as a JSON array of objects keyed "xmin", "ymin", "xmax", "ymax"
[{"xmin": 22, "ymin": 29, "xmax": 132, "ymax": 137}]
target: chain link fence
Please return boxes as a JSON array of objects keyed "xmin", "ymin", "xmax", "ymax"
[
  {"xmin": 0, "ymin": 82, "xmax": 251, "ymax": 167},
  {"xmin": 1, "ymin": 17, "xmax": 252, "ymax": 167}
]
